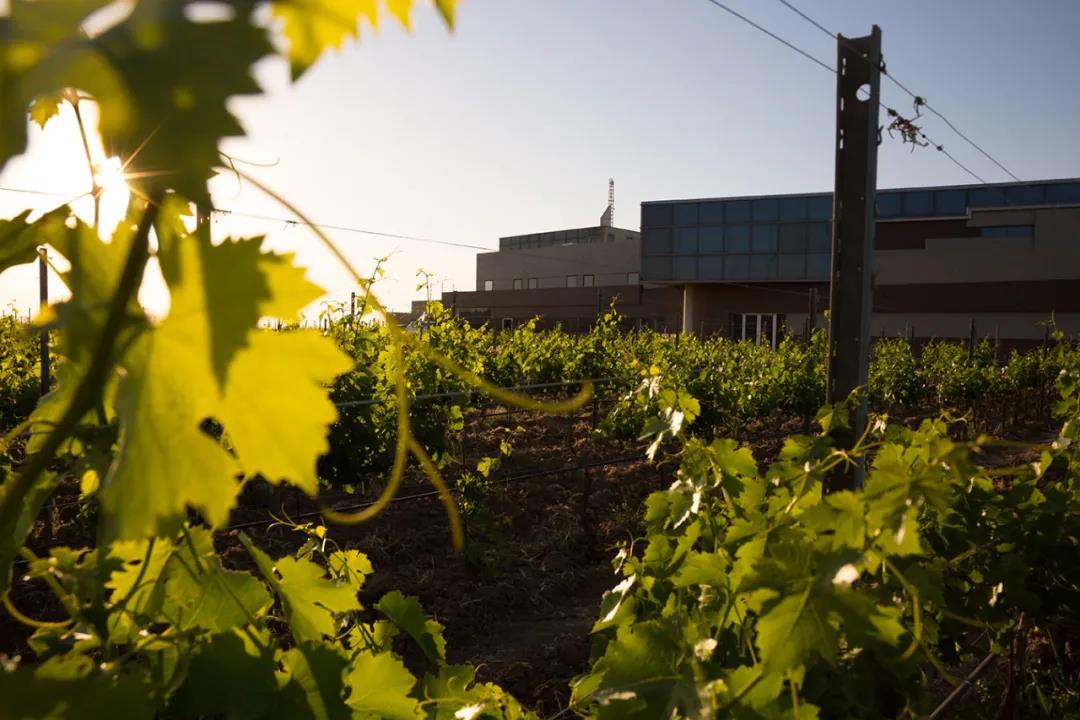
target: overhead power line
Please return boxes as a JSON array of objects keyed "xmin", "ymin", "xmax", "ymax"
[
  {"xmin": 700, "ymin": 0, "xmax": 835, "ymax": 75},
  {"xmin": 770, "ymin": 0, "xmax": 1020, "ymax": 182}
]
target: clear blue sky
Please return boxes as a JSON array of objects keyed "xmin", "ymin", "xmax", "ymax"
[{"xmin": 2, "ymin": 0, "xmax": 1078, "ymax": 315}]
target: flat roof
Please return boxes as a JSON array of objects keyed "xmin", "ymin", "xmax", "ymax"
[
  {"xmin": 499, "ymin": 224, "xmax": 639, "ymax": 240},
  {"xmin": 640, "ymin": 177, "xmax": 1080, "ymax": 206}
]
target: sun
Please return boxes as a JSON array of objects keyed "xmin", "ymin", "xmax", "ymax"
[{"xmin": 93, "ymin": 156, "xmax": 127, "ymax": 192}]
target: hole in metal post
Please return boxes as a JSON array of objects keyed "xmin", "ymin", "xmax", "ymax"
[{"xmin": 856, "ymin": 83, "xmax": 872, "ymax": 102}]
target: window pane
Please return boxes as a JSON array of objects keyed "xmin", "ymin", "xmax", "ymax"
[
  {"xmin": 1005, "ymin": 184, "xmax": 1044, "ymax": 205},
  {"xmin": 752, "ymin": 197, "xmax": 779, "ymax": 221},
  {"xmin": 642, "ymin": 203, "xmax": 673, "ymax": 227},
  {"xmin": 676, "ymin": 227, "xmax": 698, "ymax": 253},
  {"xmin": 699, "ymin": 256, "xmax": 723, "ymax": 279},
  {"xmin": 778, "ymin": 223, "xmax": 806, "ymax": 252},
  {"xmin": 699, "ymin": 202, "xmax": 724, "ymax": 224},
  {"xmin": 582, "ymin": 274, "xmax": 594, "ymax": 287},
  {"xmin": 566, "ymin": 275, "xmax": 578, "ymax": 288},
  {"xmin": 627, "ymin": 272, "xmax": 640, "ymax": 284},
  {"xmin": 935, "ymin": 189, "xmax": 967, "ymax": 216},
  {"xmin": 674, "ymin": 256, "xmax": 697, "ymax": 280},
  {"xmin": 806, "ymin": 253, "xmax": 830, "ymax": 279},
  {"xmin": 674, "ymin": 202, "xmax": 699, "ymax": 226},
  {"xmin": 642, "ymin": 256, "xmax": 671, "ymax": 281},
  {"xmin": 725, "ymin": 225, "xmax": 750, "ymax": 252},
  {"xmin": 876, "ymin": 192, "xmax": 901, "ymax": 218},
  {"xmin": 779, "ymin": 196, "xmax": 808, "ymax": 221},
  {"xmin": 1047, "ymin": 182, "xmax": 1080, "ymax": 204},
  {"xmin": 484, "ymin": 280, "xmax": 493, "ymax": 291},
  {"xmin": 968, "ymin": 187, "xmax": 1006, "ymax": 207},
  {"xmin": 779, "ymin": 254, "xmax": 805, "ymax": 279},
  {"xmin": 751, "ymin": 225, "xmax": 778, "ymax": 252},
  {"xmin": 725, "ymin": 200, "xmax": 751, "ymax": 223},
  {"xmin": 528, "ymin": 278, "xmax": 537, "ymax": 289},
  {"xmin": 643, "ymin": 228, "xmax": 673, "ymax": 254},
  {"xmin": 750, "ymin": 254, "xmax": 777, "ymax": 280},
  {"xmin": 807, "ymin": 194, "xmax": 832, "ymax": 220},
  {"xmin": 699, "ymin": 227, "xmax": 724, "ymax": 253},
  {"xmin": 806, "ymin": 222, "xmax": 830, "ymax": 252},
  {"xmin": 723, "ymin": 255, "xmax": 750, "ymax": 280},
  {"xmin": 513, "ymin": 278, "xmax": 522, "ymax": 290},
  {"xmin": 904, "ymin": 191, "xmax": 934, "ymax": 216}
]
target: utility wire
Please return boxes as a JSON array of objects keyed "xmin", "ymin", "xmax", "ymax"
[
  {"xmin": 700, "ymin": 0, "xmax": 836, "ymax": 75},
  {"xmin": 770, "ymin": 0, "xmax": 1020, "ymax": 182}
]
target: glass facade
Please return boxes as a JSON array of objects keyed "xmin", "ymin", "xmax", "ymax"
[{"xmin": 641, "ymin": 179, "xmax": 1080, "ymax": 283}]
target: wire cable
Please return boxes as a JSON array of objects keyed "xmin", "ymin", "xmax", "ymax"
[
  {"xmin": 770, "ymin": 0, "xmax": 1020, "ymax": 182},
  {"xmin": 700, "ymin": 0, "xmax": 836, "ymax": 75}
]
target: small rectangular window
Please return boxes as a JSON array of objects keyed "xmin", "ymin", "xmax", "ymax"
[
  {"xmin": 483, "ymin": 280, "xmax": 493, "ymax": 291},
  {"xmin": 501, "ymin": 317, "xmax": 514, "ymax": 331},
  {"xmin": 627, "ymin": 271, "xmax": 640, "ymax": 284},
  {"xmin": 527, "ymin": 277, "xmax": 538, "ymax": 289},
  {"xmin": 513, "ymin": 278, "xmax": 523, "ymax": 290},
  {"xmin": 566, "ymin": 275, "xmax": 578, "ymax": 288},
  {"xmin": 582, "ymin": 274, "xmax": 594, "ymax": 287}
]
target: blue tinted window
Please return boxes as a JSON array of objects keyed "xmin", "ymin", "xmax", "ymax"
[
  {"xmin": 806, "ymin": 253, "xmax": 831, "ymax": 279},
  {"xmin": 643, "ymin": 256, "xmax": 672, "ymax": 281},
  {"xmin": 807, "ymin": 222, "xmax": 830, "ymax": 252},
  {"xmin": 982, "ymin": 225, "xmax": 1033, "ymax": 238},
  {"xmin": 700, "ymin": 202, "xmax": 724, "ymax": 224},
  {"xmin": 904, "ymin": 191, "xmax": 934, "ymax": 216},
  {"xmin": 751, "ymin": 225, "xmax": 778, "ymax": 252},
  {"xmin": 675, "ymin": 203, "xmax": 699, "ymax": 226},
  {"xmin": 779, "ymin": 254, "xmax": 805, "ymax": 280},
  {"xmin": 725, "ymin": 225, "xmax": 750, "ymax": 252},
  {"xmin": 674, "ymin": 256, "xmax": 697, "ymax": 280},
  {"xmin": 779, "ymin": 196, "xmax": 808, "ymax": 221},
  {"xmin": 726, "ymin": 200, "xmax": 751, "ymax": 223},
  {"xmin": 936, "ymin": 189, "xmax": 967, "ymax": 216},
  {"xmin": 750, "ymin": 254, "xmax": 778, "ymax": 280},
  {"xmin": 699, "ymin": 227, "xmax": 724, "ymax": 253},
  {"xmin": 877, "ymin": 192, "xmax": 901, "ymax": 218},
  {"xmin": 675, "ymin": 227, "xmax": 698, "ymax": 253},
  {"xmin": 642, "ymin": 228, "xmax": 672, "ymax": 254},
  {"xmin": 752, "ymin": 197, "xmax": 779, "ymax": 221},
  {"xmin": 699, "ymin": 256, "xmax": 724, "ymax": 279},
  {"xmin": 642, "ymin": 204, "xmax": 673, "ymax": 227},
  {"xmin": 723, "ymin": 255, "xmax": 750, "ymax": 280},
  {"xmin": 1047, "ymin": 182, "xmax": 1080, "ymax": 204},
  {"xmin": 778, "ymin": 223, "xmax": 806, "ymax": 252},
  {"xmin": 807, "ymin": 195, "xmax": 832, "ymax": 220},
  {"xmin": 969, "ymin": 187, "xmax": 1006, "ymax": 207},
  {"xmin": 1006, "ymin": 185, "xmax": 1044, "ymax": 206}
]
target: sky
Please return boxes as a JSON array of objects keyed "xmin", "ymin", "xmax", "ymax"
[{"xmin": 2, "ymin": 0, "xmax": 1079, "ymax": 317}]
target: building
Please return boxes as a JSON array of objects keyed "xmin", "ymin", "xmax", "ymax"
[
  {"xmin": 475, "ymin": 225, "xmax": 642, "ymax": 292},
  {"xmin": 640, "ymin": 177, "xmax": 1080, "ymax": 345},
  {"xmin": 440, "ymin": 177, "xmax": 1080, "ymax": 342}
]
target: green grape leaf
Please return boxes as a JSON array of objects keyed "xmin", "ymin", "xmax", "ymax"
[
  {"xmin": 586, "ymin": 621, "xmax": 681, "ymax": 720},
  {"xmin": 344, "ymin": 651, "xmax": 421, "ymax": 720},
  {"xmin": 219, "ymin": 330, "xmax": 352, "ymax": 494},
  {"xmin": 375, "ymin": 590, "xmax": 447, "ymax": 665},
  {"xmin": 422, "ymin": 664, "xmax": 538, "ymax": 720},
  {"xmin": 270, "ymin": 0, "xmax": 381, "ymax": 80},
  {"xmin": 327, "ymin": 549, "xmax": 373, "ymax": 589},
  {"xmin": 0, "ymin": 210, "xmax": 38, "ymax": 272},
  {"xmin": 97, "ymin": 225, "xmax": 348, "ymax": 538},
  {"xmin": 279, "ymin": 642, "xmax": 351, "ymax": 720},
  {"xmin": 753, "ymin": 586, "xmax": 838, "ymax": 673},
  {"xmin": 166, "ymin": 629, "xmax": 279, "ymax": 720},
  {"xmin": 0, "ymin": 660, "xmax": 155, "ymax": 720},
  {"xmin": 243, "ymin": 536, "xmax": 361, "ymax": 644},
  {"xmin": 0, "ymin": 470, "xmax": 61, "ymax": 594}
]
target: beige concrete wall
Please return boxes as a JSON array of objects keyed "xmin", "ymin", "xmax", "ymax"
[{"xmin": 476, "ymin": 237, "xmax": 641, "ymax": 291}]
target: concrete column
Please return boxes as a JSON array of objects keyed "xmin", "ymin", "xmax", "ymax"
[{"xmin": 681, "ymin": 284, "xmax": 704, "ymax": 335}]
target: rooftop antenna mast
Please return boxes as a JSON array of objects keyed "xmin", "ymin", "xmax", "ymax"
[{"xmin": 607, "ymin": 178, "xmax": 615, "ymax": 226}]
